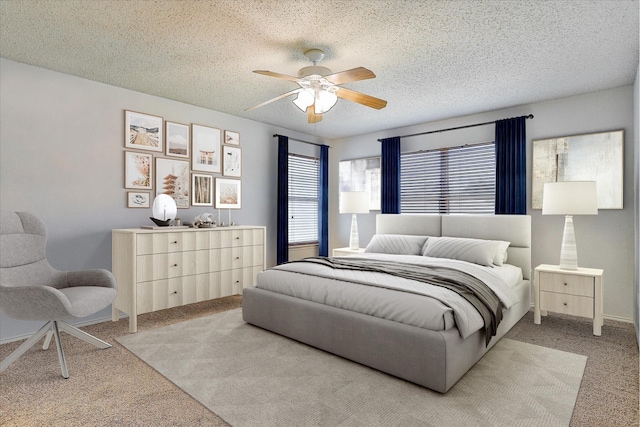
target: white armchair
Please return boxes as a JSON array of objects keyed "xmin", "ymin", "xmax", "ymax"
[{"xmin": 0, "ymin": 211, "xmax": 117, "ymax": 378}]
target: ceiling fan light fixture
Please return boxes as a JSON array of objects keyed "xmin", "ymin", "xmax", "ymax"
[
  {"xmin": 247, "ymin": 47, "xmax": 386, "ymax": 123},
  {"xmin": 314, "ymin": 88, "xmax": 338, "ymax": 114},
  {"xmin": 293, "ymin": 88, "xmax": 315, "ymax": 111}
]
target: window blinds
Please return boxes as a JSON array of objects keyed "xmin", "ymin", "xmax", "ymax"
[
  {"xmin": 288, "ymin": 154, "xmax": 320, "ymax": 244},
  {"xmin": 400, "ymin": 142, "xmax": 495, "ymax": 214}
]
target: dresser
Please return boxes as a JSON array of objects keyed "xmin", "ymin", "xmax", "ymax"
[
  {"xmin": 111, "ymin": 226, "xmax": 266, "ymax": 332},
  {"xmin": 533, "ymin": 264, "xmax": 604, "ymax": 336}
]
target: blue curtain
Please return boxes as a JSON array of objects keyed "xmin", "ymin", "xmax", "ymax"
[
  {"xmin": 381, "ymin": 136, "xmax": 401, "ymax": 214},
  {"xmin": 495, "ymin": 116, "xmax": 527, "ymax": 214},
  {"xmin": 277, "ymin": 135, "xmax": 289, "ymax": 264},
  {"xmin": 318, "ymin": 145, "xmax": 329, "ymax": 256}
]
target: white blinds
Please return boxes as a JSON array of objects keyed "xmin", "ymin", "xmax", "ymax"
[
  {"xmin": 288, "ymin": 154, "xmax": 320, "ymax": 244},
  {"xmin": 400, "ymin": 142, "xmax": 495, "ymax": 214}
]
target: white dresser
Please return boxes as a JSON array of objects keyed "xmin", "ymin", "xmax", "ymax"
[{"xmin": 111, "ymin": 226, "xmax": 266, "ymax": 332}]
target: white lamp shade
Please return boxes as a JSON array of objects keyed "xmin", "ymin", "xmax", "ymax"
[
  {"xmin": 339, "ymin": 191, "xmax": 370, "ymax": 214},
  {"xmin": 152, "ymin": 194, "xmax": 177, "ymax": 221},
  {"xmin": 542, "ymin": 181, "xmax": 598, "ymax": 215},
  {"xmin": 314, "ymin": 89, "xmax": 338, "ymax": 114},
  {"xmin": 292, "ymin": 89, "xmax": 314, "ymax": 111}
]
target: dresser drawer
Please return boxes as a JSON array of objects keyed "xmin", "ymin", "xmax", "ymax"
[
  {"xmin": 539, "ymin": 291, "xmax": 594, "ymax": 318},
  {"xmin": 539, "ymin": 272, "xmax": 594, "ymax": 297},
  {"xmin": 137, "ymin": 252, "xmax": 197, "ymax": 282},
  {"xmin": 136, "ymin": 275, "xmax": 198, "ymax": 315},
  {"xmin": 137, "ymin": 232, "xmax": 196, "ymax": 254}
]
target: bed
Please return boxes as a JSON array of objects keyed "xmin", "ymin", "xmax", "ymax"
[{"xmin": 242, "ymin": 214, "xmax": 531, "ymax": 393}]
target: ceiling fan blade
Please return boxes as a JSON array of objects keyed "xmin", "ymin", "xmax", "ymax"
[
  {"xmin": 308, "ymin": 105, "xmax": 323, "ymax": 123},
  {"xmin": 245, "ymin": 89, "xmax": 301, "ymax": 111},
  {"xmin": 336, "ymin": 87, "xmax": 387, "ymax": 110},
  {"xmin": 324, "ymin": 67, "xmax": 376, "ymax": 85},
  {"xmin": 253, "ymin": 70, "xmax": 302, "ymax": 83}
]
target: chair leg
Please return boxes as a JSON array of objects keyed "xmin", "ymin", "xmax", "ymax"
[
  {"xmin": 0, "ymin": 321, "xmax": 53, "ymax": 374},
  {"xmin": 51, "ymin": 321, "xmax": 69, "ymax": 379},
  {"xmin": 57, "ymin": 322, "xmax": 111, "ymax": 349},
  {"xmin": 43, "ymin": 330, "xmax": 53, "ymax": 350},
  {"xmin": 1, "ymin": 320, "xmax": 111, "ymax": 378}
]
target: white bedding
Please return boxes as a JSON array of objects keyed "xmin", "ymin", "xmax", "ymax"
[{"xmin": 256, "ymin": 253, "xmax": 523, "ymax": 339}]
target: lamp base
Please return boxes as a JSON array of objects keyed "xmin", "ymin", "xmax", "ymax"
[
  {"xmin": 349, "ymin": 213, "xmax": 360, "ymax": 250},
  {"xmin": 559, "ymin": 215, "xmax": 578, "ymax": 270}
]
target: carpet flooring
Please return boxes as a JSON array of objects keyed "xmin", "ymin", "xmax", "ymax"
[
  {"xmin": 116, "ymin": 308, "xmax": 587, "ymax": 427},
  {"xmin": 0, "ymin": 296, "xmax": 638, "ymax": 426}
]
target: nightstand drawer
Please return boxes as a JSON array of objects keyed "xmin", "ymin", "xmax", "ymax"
[
  {"xmin": 540, "ymin": 291, "xmax": 594, "ymax": 318},
  {"xmin": 539, "ymin": 272, "xmax": 594, "ymax": 297},
  {"xmin": 332, "ymin": 247, "xmax": 365, "ymax": 257}
]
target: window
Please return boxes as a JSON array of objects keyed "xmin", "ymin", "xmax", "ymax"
[
  {"xmin": 288, "ymin": 154, "xmax": 320, "ymax": 245},
  {"xmin": 401, "ymin": 142, "xmax": 495, "ymax": 214}
]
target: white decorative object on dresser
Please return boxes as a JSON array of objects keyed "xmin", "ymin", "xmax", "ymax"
[
  {"xmin": 332, "ymin": 247, "xmax": 365, "ymax": 257},
  {"xmin": 533, "ymin": 264, "xmax": 604, "ymax": 336},
  {"xmin": 112, "ymin": 226, "xmax": 266, "ymax": 332}
]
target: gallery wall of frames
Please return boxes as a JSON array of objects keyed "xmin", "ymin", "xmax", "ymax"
[{"xmin": 123, "ymin": 110, "xmax": 242, "ymax": 211}]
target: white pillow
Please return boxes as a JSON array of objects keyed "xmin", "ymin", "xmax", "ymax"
[
  {"xmin": 364, "ymin": 234, "xmax": 428, "ymax": 256},
  {"xmin": 422, "ymin": 236, "xmax": 501, "ymax": 267},
  {"xmin": 493, "ymin": 241, "xmax": 511, "ymax": 266}
]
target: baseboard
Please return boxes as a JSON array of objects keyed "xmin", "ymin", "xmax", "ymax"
[
  {"xmin": 0, "ymin": 312, "xmax": 128, "ymax": 345},
  {"xmin": 603, "ymin": 313, "xmax": 634, "ymax": 324}
]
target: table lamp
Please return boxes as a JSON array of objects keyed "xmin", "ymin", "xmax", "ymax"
[
  {"xmin": 542, "ymin": 181, "xmax": 598, "ymax": 270},
  {"xmin": 339, "ymin": 191, "xmax": 370, "ymax": 250}
]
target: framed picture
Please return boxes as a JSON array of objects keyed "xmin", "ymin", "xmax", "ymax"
[
  {"xmin": 192, "ymin": 124, "xmax": 221, "ymax": 173},
  {"xmin": 165, "ymin": 121, "xmax": 189, "ymax": 158},
  {"xmin": 222, "ymin": 145, "xmax": 242, "ymax": 177},
  {"xmin": 532, "ymin": 130, "xmax": 624, "ymax": 209},
  {"xmin": 125, "ymin": 110, "xmax": 163, "ymax": 152},
  {"xmin": 127, "ymin": 191, "xmax": 151, "ymax": 208},
  {"xmin": 124, "ymin": 151, "xmax": 153, "ymax": 189},
  {"xmin": 215, "ymin": 178, "xmax": 241, "ymax": 209},
  {"xmin": 224, "ymin": 130, "xmax": 240, "ymax": 145},
  {"xmin": 192, "ymin": 173, "xmax": 213, "ymax": 206},
  {"xmin": 155, "ymin": 158, "xmax": 190, "ymax": 209},
  {"xmin": 339, "ymin": 156, "xmax": 381, "ymax": 211}
]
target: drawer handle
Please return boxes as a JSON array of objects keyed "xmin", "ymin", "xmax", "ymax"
[
  {"xmin": 564, "ymin": 282, "xmax": 568, "ymax": 286},
  {"xmin": 563, "ymin": 302, "xmax": 568, "ymax": 306},
  {"xmin": 235, "ymin": 237, "xmax": 240, "ymax": 240},
  {"xmin": 171, "ymin": 291, "xmax": 177, "ymax": 295},
  {"xmin": 173, "ymin": 264, "xmax": 178, "ymax": 267},
  {"xmin": 235, "ymin": 256, "xmax": 240, "ymax": 260},
  {"xmin": 235, "ymin": 280, "xmax": 240, "ymax": 283},
  {"xmin": 172, "ymin": 241, "xmax": 178, "ymax": 244}
]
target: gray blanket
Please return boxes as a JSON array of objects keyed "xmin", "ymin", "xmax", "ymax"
[{"xmin": 289, "ymin": 256, "xmax": 504, "ymax": 346}]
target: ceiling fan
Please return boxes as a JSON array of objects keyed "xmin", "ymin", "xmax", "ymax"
[{"xmin": 245, "ymin": 49, "xmax": 387, "ymax": 123}]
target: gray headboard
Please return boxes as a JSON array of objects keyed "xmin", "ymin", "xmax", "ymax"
[{"xmin": 376, "ymin": 214, "xmax": 532, "ymax": 280}]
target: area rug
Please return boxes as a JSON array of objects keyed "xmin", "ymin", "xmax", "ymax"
[{"xmin": 116, "ymin": 308, "xmax": 587, "ymax": 427}]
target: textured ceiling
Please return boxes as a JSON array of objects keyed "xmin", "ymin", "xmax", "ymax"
[{"xmin": 1, "ymin": 0, "xmax": 638, "ymax": 140}]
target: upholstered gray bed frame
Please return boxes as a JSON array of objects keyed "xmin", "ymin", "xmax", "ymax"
[{"xmin": 243, "ymin": 214, "xmax": 531, "ymax": 393}]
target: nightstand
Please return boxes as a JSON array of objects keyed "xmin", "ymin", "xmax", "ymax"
[
  {"xmin": 533, "ymin": 264, "xmax": 604, "ymax": 336},
  {"xmin": 332, "ymin": 247, "xmax": 365, "ymax": 257}
]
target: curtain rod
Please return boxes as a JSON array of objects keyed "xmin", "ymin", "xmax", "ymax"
[
  {"xmin": 377, "ymin": 114, "xmax": 534, "ymax": 141},
  {"xmin": 273, "ymin": 134, "xmax": 329, "ymax": 148}
]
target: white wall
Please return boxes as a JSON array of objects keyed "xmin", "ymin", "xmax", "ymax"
[
  {"xmin": 330, "ymin": 85, "xmax": 636, "ymax": 322},
  {"xmin": 0, "ymin": 58, "xmax": 322, "ymax": 342}
]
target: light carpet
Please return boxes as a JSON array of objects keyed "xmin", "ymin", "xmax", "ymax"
[{"xmin": 116, "ymin": 308, "xmax": 587, "ymax": 427}]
